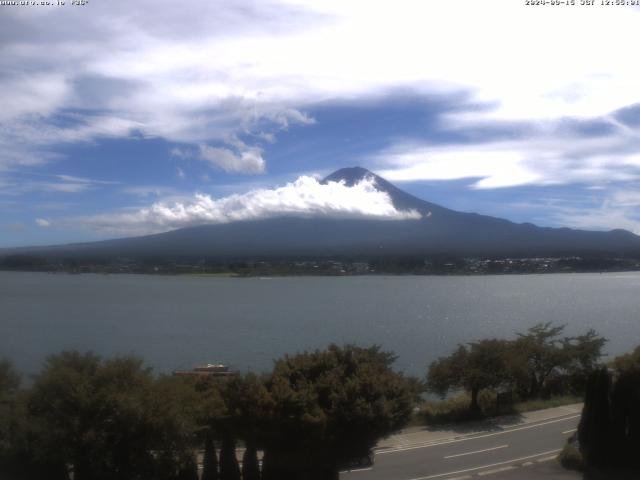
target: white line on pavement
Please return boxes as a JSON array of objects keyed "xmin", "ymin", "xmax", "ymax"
[
  {"xmin": 339, "ymin": 467, "xmax": 373, "ymax": 474},
  {"xmin": 478, "ymin": 465, "xmax": 516, "ymax": 476},
  {"xmin": 405, "ymin": 449, "xmax": 561, "ymax": 480},
  {"xmin": 562, "ymin": 428, "xmax": 577, "ymax": 434},
  {"xmin": 378, "ymin": 415, "xmax": 579, "ymax": 455},
  {"xmin": 536, "ymin": 455, "xmax": 558, "ymax": 463},
  {"xmin": 444, "ymin": 445, "xmax": 508, "ymax": 459}
]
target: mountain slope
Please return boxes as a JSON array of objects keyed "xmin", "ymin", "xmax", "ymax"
[{"xmin": 3, "ymin": 167, "xmax": 640, "ymax": 259}]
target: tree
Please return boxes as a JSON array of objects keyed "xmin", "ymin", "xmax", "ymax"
[
  {"xmin": 190, "ymin": 376, "xmax": 228, "ymax": 480},
  {"xmin": 514, "ymin": 323, "xmax": 570, "ymax": 398},
  {"xmin": 27, "ymin": 351, "xmax": 202, "ymax": 480},
  {"xmin": 612, "ymin": 345, "xmax": 640, "ymax": 374},
  {"xmin": 578, "ymin": 367, "xmax": 611, "ymax": 467},
  {"xmin": 241, "ymin": 442, "xmax": 260, "ymax": 480},
  {"xmin": 0, "ymin": 359, "xmax": 21, "ymax": 454},
  {"xmin": 147, "ymin": 375, "xmax": 204, "ymax": 479},
  {"xmin": 427, "ymin": 339, "xmax": 512, "ymax": 414},
  {"xmin": 561, "ymin": 329, "xmax": 607, "ymax": 394},
  {"xmin": 219, "ymin": 434, "xmax": 241, "ymax": 480},
  {"xmin": 222, "ymin": 373, "xmax": 270, "ymax": 480},
  {"xmin": 176, "ymin": 452, "xmax": 199, "ymax": 480},
  {"xmin": 0, "ymin": 359, "xmax": 20, "ymax": 399},
  {"xmin": 201, "ymin": 433, "xmax": 219, "ymax": 480},
  {"xmin": 27, "ymin": 351, "xmax": 104, "ymax": 480},
  {"xmin": 609, "ymin": 346, "xmax": 640, "ymax": 469},
  {"xmin": 223, "ymin": 373, "xmax": 271, "ymax": 447},
  {"xmin": 261, "ymin": 344, "xmax": 415, "ymax": 480},
  {"xmin": 0, "ymin": 359, "xmax": 34, "ymax": 480},
  {"xmin": 578, "ymin": 355, "xmax": 640, "ymax": 471}
]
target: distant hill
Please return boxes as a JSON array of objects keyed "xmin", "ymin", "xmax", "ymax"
[{"xmin": 3, "ymin": 167, "xmax": 640, "ymax": 260}]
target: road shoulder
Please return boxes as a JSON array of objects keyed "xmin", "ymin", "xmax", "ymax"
[{"xmin": 377, "ymin": 403, "xmax": 583, "ymax": 452}]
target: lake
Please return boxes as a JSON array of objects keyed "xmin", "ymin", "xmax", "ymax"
[{"xmin": 1, "ymin": 271, "xmax": 639, "ymax": 378}]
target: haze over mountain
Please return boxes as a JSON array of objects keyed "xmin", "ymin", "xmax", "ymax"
[{"xmin": 3, "ymin": 167, "xmax": 640, "ymax": 260}]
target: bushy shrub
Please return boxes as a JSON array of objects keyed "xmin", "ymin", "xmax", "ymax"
[{"xmin": 558, "ymin": 442, "xmax": 583, "ymax": 472}]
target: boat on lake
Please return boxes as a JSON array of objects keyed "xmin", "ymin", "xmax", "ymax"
[{"xmin": 173, "ymin": 363, "xmax": 237, "ymax": 377}]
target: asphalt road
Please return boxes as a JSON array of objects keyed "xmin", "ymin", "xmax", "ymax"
[{"xmin": 340, "ymin": 412, "xmax": 580, "ymax": 480}]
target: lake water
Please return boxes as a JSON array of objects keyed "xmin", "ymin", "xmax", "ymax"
[{"xmin": 1, "ymin": 271, "xmax": 639, "ymax": 378}]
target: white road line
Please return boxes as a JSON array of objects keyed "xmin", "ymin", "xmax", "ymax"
[
  {"xmin": 444, "ymin": 445, "xmax": 508, "ymax": 459},
  {"xmin": 378, "ymin": 415, "xmax": 580, "ymax": 455},
  {"xmin": 339, "ymin": 467, "xmax": 373, "ymax": 473},
  {"xmin": 478, "ymin": 465, "xmax": 516, "ymax": 476},
  {"xmin": 406, "ymin": 449, "xmax": 561, "ymax": 480},
  {"xmin": 536, "ymin": 455, "xmax": 558, "ymax": 463},
  {"xmin": 562, "ymin": 428, "xmax": 577, "ymax": 434}
]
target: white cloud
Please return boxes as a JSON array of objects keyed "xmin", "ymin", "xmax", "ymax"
[
  {"xmin": 199, "ymin": 144, "xmax": 266, "ymax": 174},
  {"xmin": 69, "ymin": 176, "xmax": 421, "ymax": 236},
  {"xmin": 119, "ymin": 185, "xmax": 181, "ymax": 198},
  {"xmin": 35, "ymin": 218, "xmax": 51, "ymax": 228},
  {"xmin": 542, "ymin": 193, "xmax": 640, "ymax": 235},
  {"xmin": 170, "ymin": 147, "xmax": 192, "ymax": 159},
  {"xmin": 3, "ymin": 0, "xmax": 640, "ymax": 175},
  {"xmin": 0, "ymin": 73, "xmax": 69, "ymax": 122},
  {"xmin": 376, "ymin": 128, "xmax": 640, "ymax": 189},
  {"xmin": 0, "ymin": 174, "xmax": 118, "ymax": 195}
]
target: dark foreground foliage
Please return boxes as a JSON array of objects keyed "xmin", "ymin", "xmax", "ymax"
[
  {"xmin": 0, "ymin": 345, "xmax": 416, "ymax": 480},
  {"xmin": 578, "ymin": 351, "xmax": 640, "ymax": 474}
]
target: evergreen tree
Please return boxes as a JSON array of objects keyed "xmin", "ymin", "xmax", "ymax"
[
  {"xmin": 259, "ymin": 451, "xmax": 276, "ymax": 480},
  {"xmin": 610, "ymin": 369, "xmax": 640, "ymax": 468},
  {"xmin": 176, "ymin": 453, "xmax": 199, "ymax": 480},
  {"xmin": 578, "ymin": 367, "xmax": 611, "ymax": 467},
  {"xmin": 202, "ymin": 433, "xmax": 219, "ymax": 480},
  {"xmin": 242, "ymin": 441, "xmax": 260, "ymax": 480},
  {"xmin": 219, "ymin": 434, "xmax": 241, "ymax": 480}
]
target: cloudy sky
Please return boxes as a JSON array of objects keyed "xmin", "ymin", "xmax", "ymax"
[{"xmin": 2, "ymin": 0, "xmax": 640, "ymax": 247}]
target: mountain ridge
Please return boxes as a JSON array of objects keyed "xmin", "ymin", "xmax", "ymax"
[{"xmin": 2, "ymin": 167, "xmax": 640, "ymax": 259}]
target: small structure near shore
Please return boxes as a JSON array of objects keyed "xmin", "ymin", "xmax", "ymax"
[{"xmin": 173, "ymin": 363, "xmax": 238, "ymax": 378}]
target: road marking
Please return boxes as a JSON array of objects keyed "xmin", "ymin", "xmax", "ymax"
[
  {"xmin": 447, "ymin": 476, "xmax": 471, "ymax": 480},
  {"xmin": 405, "ymin": 449, "xmax": 561, "ymax": 480},
  {"xmin": 444, "ymin": 445, "xmax": 508, "ymax": 459},
  {"xmin": 478, "ymin": 466, "xmax": 516, "ymax": 476},
  {"xmin": 521, "ymin": 461, "xmax": 533, "ymax": 466},
  {"xmin": 378, "ymin": 415, "xmax": 580, "ymax": 455},
  {"xmin": 339, "ymin": 467, "xmax": 373, "ymax": 473},
  {"xmin": 562, "ymin": 428, "xmax": 577, "ymax": 434},
  {"xmin": 536, "ymin": 455, "xmax": 557, "ymax": 463}
]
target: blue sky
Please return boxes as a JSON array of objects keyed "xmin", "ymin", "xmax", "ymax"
[{"xmin": 2, "ymin": 0, "xmax": 640, "ymax": 247}]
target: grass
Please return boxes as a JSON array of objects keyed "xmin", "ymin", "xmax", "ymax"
[
  {"xmin": 511, "ymin": 395, "xmax": 581, "ymax": 414},
  {"xmin": 413, "ymin": 391, "xmax": 582, "ymax": 426}
]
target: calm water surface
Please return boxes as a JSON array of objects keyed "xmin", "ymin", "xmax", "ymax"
[{"xmin": 2, "ymin": 271, "xmax": 639, "ymax": 377}]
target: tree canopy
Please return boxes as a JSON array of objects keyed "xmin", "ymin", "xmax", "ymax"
[
  {"xmin": 427, "ymin": 339, "xmax": 512, "ymax": 413},
  {"xmin": 426, "ymin": 323, "xmax": 608, "ymax": 413},
  {"xmin": 611, "ymin": 345, "xmax": 640, "ymax": 374},
  {"xmin": 261, "ymin": 344, "xmax": 415, "ymax": 479},
  {"xmin": 1, "ymin": 344, "xmax": 418, "ymax": 480},
  {"xmin": 579, "ymin": 355, "xmax": 640, "ymax": 471},
  {"xmin": 26, "ymin": 352, "xmax": 204, "ymax": 480}
]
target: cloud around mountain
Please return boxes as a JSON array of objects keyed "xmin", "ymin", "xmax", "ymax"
[{"xmin": 64, "ymin": 176, "xmax": 421, "ymax": 236}]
